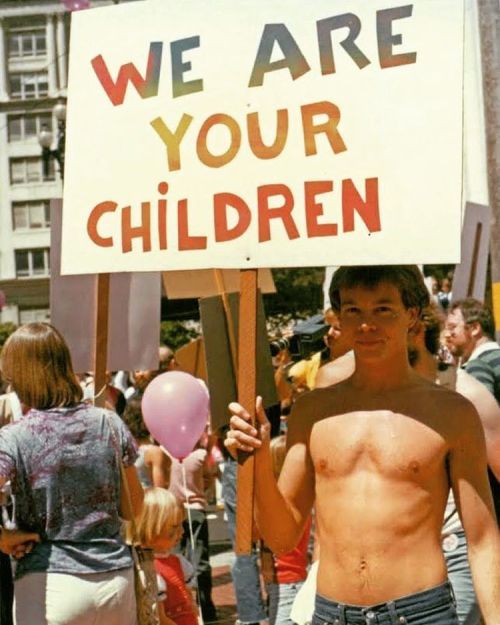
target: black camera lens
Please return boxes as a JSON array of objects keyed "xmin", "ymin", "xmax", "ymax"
[{"xmin": 269, "ymin": 337, "xmax": 289, "ymax": 357}]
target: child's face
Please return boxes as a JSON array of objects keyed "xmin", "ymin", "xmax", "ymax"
[{"xmin": 149, "ymin": 519, "xmax": 184, "ymax": 552}]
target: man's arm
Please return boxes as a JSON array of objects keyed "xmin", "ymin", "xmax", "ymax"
[
  {"xmin": 0, "ymin": 528, "xmax": 40, "ymax": 557},
  {"xmin": 465, "ymin": 359, "xmax": 496, "ymax": 397},
  {"xmin": 0, "ymin": 477, "xmax": 40, "ymax": 558},
  {"xmin": 226, "ymin": 396, "xmax": 314, "ymax": 554},
  {"xmin": 457, "ymin": 369, "xmax": 500, "ymax": 480},
  {"xmin": 449, "ymin": 399, "xmax": 500, "ymax": 624}
]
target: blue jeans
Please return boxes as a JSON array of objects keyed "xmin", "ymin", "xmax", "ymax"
[
  {"xmin": 222, "ymin": 456, "xmax": 267, "ymax": 624},
  {"xmin": 312, "ymin": 581, "xmax": 459, "ymax": 625},
  {"xmin": 267, "ymin": 581, "xmax": 303, "ymax": 625},
  {"xmin": 444, "ymin": 531, "xmax": 479, "ymax": 625}
]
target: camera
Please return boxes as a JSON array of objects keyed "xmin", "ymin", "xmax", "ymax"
[
  {"xmin": 270, "ymin": 314, "xmax": 330, "ymax": 362},
  {"xmin": 269, "ymin": 337, "xmax": 290, "ymax": 357}
]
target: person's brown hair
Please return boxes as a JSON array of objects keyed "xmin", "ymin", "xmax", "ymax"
[
  {"xmin": 450, "ymin": 298, "xmax": 495, "ymax": 339},
  {"xmin": 0, "ymin": 322, "xmax": 83, "ymax": 409},
  {"xmin": 408, "ymin": 304, "xmax": 445, "ymax": 365},
  {"xmin": 122, "ymin": 397, "xmax": 150, "ymax": 441},
  {"xmin": 420, "ymin": 304, "xmax": 445, "ymax": 356},
  {"xmin": 329, "ymin": 265, "xmax": 429, "ymax": 314}
]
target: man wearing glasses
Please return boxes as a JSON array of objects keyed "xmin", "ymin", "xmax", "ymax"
[
  {"xmin": 445, "ymin": 298, "xmax": 500, "ymax": 525},
  {"xmin": 444, "ymin": 298, "xmax": 500, "ymax": 404}
]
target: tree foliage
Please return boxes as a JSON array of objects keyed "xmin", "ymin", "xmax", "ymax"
[
  {"xmin": 160, "ymin": 320, "xmax": 199, "ymax": 350},
  {"xmin": 264, "ymin": 267, "xmax": 325, "ymax": 318},
  {"xmin": 423, "ymin": 264, "xmax": 454, "ymax": 281},
  {"xmin": 0, "ymin": 323, "xmax": 17, "ymax": 349}
]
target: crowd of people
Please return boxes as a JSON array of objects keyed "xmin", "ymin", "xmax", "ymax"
[{"xmin": 0, "ymin": 265, "xmax": 498, "ymax": 625}]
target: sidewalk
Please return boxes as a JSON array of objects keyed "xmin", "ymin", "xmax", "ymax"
[
  {"xmin": 210, "ymin": 548, "xmax": 237, "ymax": 625},
  {"xmin": 207, "ymin": 507, "xmax": 238, "ymax": 625}
]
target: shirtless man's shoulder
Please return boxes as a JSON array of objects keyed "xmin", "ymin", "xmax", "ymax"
[
  {"xmin": 284, "ymin": 382, "xmax": 352, "ymax": 445},
  {"xmin": 389, "ymin": 375, "xmax": 482, "ymax": 438},
  {"xmin": 287, "ymin": 377, "xmax": 354, "ymax": 427},
  {"xmin": 288, "ymin": 371, "xmax": 481, "ymax": 447}
]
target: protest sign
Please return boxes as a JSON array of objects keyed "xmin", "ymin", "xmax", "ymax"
[
  {"xmin": 175, "ymin": 338, "xmax": 207, "ymax": 382},
  {"xmin": 199, "ymin": 290, "xmax": 278, "ymax": 432},
  {"xmin": 62, "ymin": 0, "xmax": 464, "ymax": 275},
  {"xmin": 452, "ymin": 202, "xmax": 491, "ymax": 302},
  {"xmin": 50, "ymin": 200, "xmax": 161, "ymax": 374},
  {"xmin": 162, "ymin": 268, "xmax": 275, "ymax": 299}
]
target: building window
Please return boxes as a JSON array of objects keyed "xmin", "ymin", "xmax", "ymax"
[
  {"xmin": 8, "ymin": 113, "xmax": 52, "ymax": 142},
  {"xmin": 12, "ymin": 201, "xmax": 51, "ymax": 230},
  {"xmin": 10, "ymin": 157, "xmax": 55, "ymax": 184},
  {"xmin": 19, "ymin": 308, "xmax": 50, "ymax": 324},
  {"xmin": 15, "ymin": 248, "xmax": 50, "ymax": 278},
  {"xmin": 8, "ymin": 29, "xmax": 46, "ymax": 58},
  {"xmin": 9, "ymin": 73, "xmax": 49, "ymax": 100}
]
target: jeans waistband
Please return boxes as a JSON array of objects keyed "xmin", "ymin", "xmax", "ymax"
[{"xmin": 314, "ymin": 581, "xmax": 455, "ymax": 625}]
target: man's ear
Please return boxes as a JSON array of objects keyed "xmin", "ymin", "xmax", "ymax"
[
  {"xmin": 408, "ymin": 318, "xmax": 421, "ymax": 337},
  {"xmin": 407, "ymin": 307, "xmax": 420, "ymax": 332},
  {"xmin": 469, "ymin": 321, "xmax": 482, "ymax": 338}
]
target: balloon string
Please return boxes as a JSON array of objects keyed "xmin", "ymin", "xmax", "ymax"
[
  {"xmin": 181, "ymin": 462, "xmax": 204, "ymax": 625},
  {"xmin": 181, "ymin": 462, "xmax": 196, "ymax": 553},
  {"xmin": 93, "ymin": 384, "xmax": 107, "ymax": 403}
]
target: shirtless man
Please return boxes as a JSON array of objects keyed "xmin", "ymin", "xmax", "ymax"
[
  {"xmin": 311, "ymin": 301, "xmax": 500, "ymax": 622},
  {"xmin": 226, "ymin": 266, "xmax": 500, "ymax": 624}
]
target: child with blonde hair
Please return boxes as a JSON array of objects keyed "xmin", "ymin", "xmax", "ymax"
[
  {"xmin": 133, "ymin": 487, "xmax": 198, "ymax": 625},
  {"xmin": 262, "ymin": 435, "xmax": 311, "ymax": 625}
]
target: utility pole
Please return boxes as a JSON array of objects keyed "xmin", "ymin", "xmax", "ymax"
[{"xmin": 477, "ymin": 0, "xmax": 500, "ymax": 340}]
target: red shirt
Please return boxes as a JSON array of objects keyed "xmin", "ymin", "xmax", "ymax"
[
  {"xmin": 274, "ymin": 516, "xmax": 312, "ymax": 584},
  {"xmin": 154, "ymin": 554, "xmax": 197, "ymax": 625}
]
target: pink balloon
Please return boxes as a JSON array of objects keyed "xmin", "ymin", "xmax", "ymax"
[
  {"xmin": 62, "ymin": 0, "xmax": 90, "ymax": 10},
  {"xmin": 142, "ymin": 372, "xmax": 209, "ymax": 460}
]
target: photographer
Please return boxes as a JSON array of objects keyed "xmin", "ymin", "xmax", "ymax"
[{"xmin": 273, "ymin": 309, "xmax": 351, "ymax": 399}]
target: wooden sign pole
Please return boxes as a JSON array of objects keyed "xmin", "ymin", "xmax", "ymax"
[
  {"xmin": 214, "ymin": 269, "xmax": 238, "ymax": 373},
  {"xmin": 235, "ymin": 268, "xmax": 258, "ymax": 554},
  {"xmin": 93, "ymin": 273, "xmax": 110, "ymax": 409},
  {"xmin": 467, "ymin": 223, "xmax": 483, "ymax": 297}
]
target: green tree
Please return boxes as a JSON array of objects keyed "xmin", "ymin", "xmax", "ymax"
[
  {"xmin": 160, "ymin": 320, "xmax": 199, "ymax": 350},
  {"xmin": 0, "ymin": 323, "xmax": 17, "ymax": 349},
  {"xmin": 264, "ymin": 267, "xmax": 325, "ymax": 318},
  {"xmin": 423, "ymin": 264, "xmax": 454, "ymax": 281}
]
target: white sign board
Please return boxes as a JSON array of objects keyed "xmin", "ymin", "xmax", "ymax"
[{"xmin": 62, "ymin": 0, "xmax": 464, "ymax": 274}]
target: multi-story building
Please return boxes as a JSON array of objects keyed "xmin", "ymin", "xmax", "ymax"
[{"xmin": 0, "ymin": 0, "xmax": 127, "ymax": 325}]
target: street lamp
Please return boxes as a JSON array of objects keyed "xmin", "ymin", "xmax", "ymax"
[{"xmin": 38, "ymin": 101, "xmax": 66, "ymax": 181}]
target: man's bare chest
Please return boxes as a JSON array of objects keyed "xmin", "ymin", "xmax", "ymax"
[{"xmin": 309, "ymin": 409, "xmax": 449, "ymax": 482}]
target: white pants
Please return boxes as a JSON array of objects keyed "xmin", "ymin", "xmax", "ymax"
[{"xmin": 14, "ymin": 568, "xmax": 136, "ymax": 625}]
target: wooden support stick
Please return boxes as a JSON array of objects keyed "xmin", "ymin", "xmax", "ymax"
[
  {"xmin": 235, "ymin": 268, "xmax": 258, "ymax": 555},
  {"xmin": 467, "ymin": 223, "xmax": 483, "ymax": 296},
  {"xmin": 93, "ymin": 273, "xmax": 110, "ymax": 409},
  {"xmin": 214, "ymin": 269, "xmax": 238, "ymax": 373}
]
